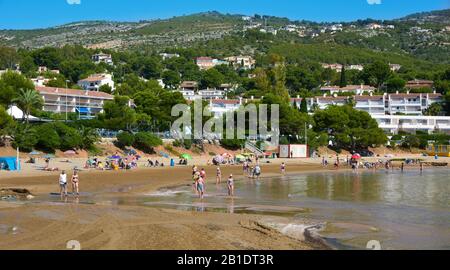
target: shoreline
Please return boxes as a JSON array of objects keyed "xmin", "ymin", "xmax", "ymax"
[{"xmin": 0, "ymin": 159, "xmax": 448, "ymax": 250}]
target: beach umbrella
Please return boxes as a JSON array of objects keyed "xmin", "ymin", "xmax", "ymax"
[
  {"xmin": 109, "ymin": 155, "xmax": 121, "ymax": 159},
  {"xmin": 29, "ymin": 151, "xmax": 42, "ymax": 156},
  {"xmin": 64, "ymin": 150, "xmax": 76, "ymax": 156},
  {"xmin": 214, "ymin": 155, "xmax": 224, "ymax": 163},
  {"xmin": 352, "ymin": 154, "xmax": 361, "ymax": 159},
  {"xmin": 235, "ymin": 154, "xmax": 245, "ymax": 160},
  {"xmin": 180, "ymin": 154, "xmax": 193, "ymax": 160},
  {"xmin": 44, "ymin": 154, "xmax": 55, "ymax": 159}
]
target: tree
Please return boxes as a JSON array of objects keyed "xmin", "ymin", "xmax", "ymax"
[
  {"xmin": 0, "ymin": 105, "xmax": 14, "ymax": 140},
  {"xmin": 133, "ymin": 132, "xmax": 162, "ymax": 153},
  {"xmin": 98, "ymin": 84, "xmax": 112, "ymax": 94},
  {"xmin": 116, "ymin": 132, "xmax": 135, "ymax": 148},
  {"xmin": 34, "ymin": 124, "xmax": 61, "ymax": 152},
  {"xmin": 423, "ymin": 102, "xmax": 443, "ymax": 116},
  {"xmin": 361, "ymin": 61, "xmax": 392, "ymax": 89},
  {"xmin": 12, "ymin": 89, "xmax": 43, "ymax": 124},
  {"xmin": 386, "ymin": 76, "xmax": 406, "ymax": 93},
  {"xmin": 299, "ymin": 98, "xmax": 308, "ymax": 113},
  {"xmin": 314, "ymin": 105, "xmax": 387, "ymax": 150},
  {"xmin": 0, "ymin": 71, "xmax": 35, "ymax": 106},
  {"xmin": 339, "ymin": 65, "xmax": 347, "ymax": 88},
  {"xmin": 200, "ymin": 68, "xmax": 224, "ymax": 89},
  {"xmin": 79, "ymin": 126, "xmax": 100, "ymax": 150},
  {"xmin": 0, "ymin": 46, "xmax": 19, "ymax": 69},
  {"xmin": 12, "ymin": 125, "xmax": 38, "ymax": 152},
  {"xmin": 100, "ymin": 96, "xmax": 137, "ymax": 131},
  {"xmin": 162, "ymin": 70, "xmax": 181, "ymax": 89},
  {"xmin": 52, "ymin": 122, "xmax": 83, "ymax": 151}
]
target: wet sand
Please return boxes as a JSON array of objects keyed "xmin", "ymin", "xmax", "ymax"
[{"xmin": 0, "ymin": 163, "xmax": 332, "ymax": 250}]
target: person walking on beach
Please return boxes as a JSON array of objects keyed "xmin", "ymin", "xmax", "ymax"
[
  {"xmin": 401, "ymin": 162, "xmax": 404, "ymax": 172},
  {"xmin": 216, "ymin": 166, "xmax": 222, "ymax": 184},
  {"xmin": 254, "ymin": 165, "xmax": 261, "ymax": 181},
  {"xmin": 59, "ymin": 170, "xmax": 68, "ymax": 198},
  {"xmin": 227, "ymin": 174, "xmax": 235, "ymax": 197},
  {"xmin": 281, "ymin": 162, "xmax": 286, "ymax": 174},
  {"xmin": 71, "ymin": 170, "xmax": 80, "ymax": 196},
  {"xmin": 420, "ymin": 162, "xmax": 424, "ymax": 173},
  {"xmin": 200, "ymin": 168, "xmax": 206, "ymax": 183},
  {"xmin": 197, "ymin": 174, "xmax": 205, "ymax": 199},
  {"xmin": 192, "ymin": 170, "xmax": 200, "ymax": 195}
]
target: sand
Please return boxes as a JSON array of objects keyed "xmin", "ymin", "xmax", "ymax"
[{"xmin": 0, "ymin": 154, "xmax": 448, "ymax": 250}]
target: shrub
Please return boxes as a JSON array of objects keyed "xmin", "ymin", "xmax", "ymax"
[
  {"xmin": 12, "ymin": 126, "xmax": 38, "ymax": 152},
  {"xmin": 183, "ymin": 139, "xmax": 192, "ymax": 150},
  {"xmin": 34, "ymin": 124, "xmax": 60, "ymax": 152},
  {"xmin": 133, "ymin": 132, "xmax": 162, "ymax": 153},
  {"xmin": 116, "ymin": 132, "xmax": 135, "ymax": 148},
  {"xmin": 172, "ymin": 140, "xmax": 183, "ymax": 148},
  {"xmin": 52, "ymin": 122, "xmax": 82, "ymax": 151}
]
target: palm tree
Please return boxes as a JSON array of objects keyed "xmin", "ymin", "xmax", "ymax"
[{"xmin": 12, "ymin": 89, "xmax": 43, "ymax": 124}]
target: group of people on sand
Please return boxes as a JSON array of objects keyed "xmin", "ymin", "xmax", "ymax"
[
  {"xmin": 58, "ymin": 169, "xmax": 80, "ymax": 198},
  {"xmin": 243, "ymin": 160, "xmax": 262, "ymax": 180}
]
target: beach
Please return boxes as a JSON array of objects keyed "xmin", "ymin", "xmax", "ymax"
[{"xmin": 0, "ymin": 155, "xmax": 448, "ymax": 250}]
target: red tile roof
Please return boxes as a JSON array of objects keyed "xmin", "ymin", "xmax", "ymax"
[
  {"xmin": 35, "ymin": 86, "xmax": 114, "ymax": 99},
  {"xmin": 211, "ymin": 99, "xmax": 241, "ymax": 105}
]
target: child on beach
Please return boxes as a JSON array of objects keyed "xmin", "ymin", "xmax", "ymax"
[
  {"xmin": 227, "ymin": 174, "xmax": 234, "ymax": 197},
  {"xmin": 59, "ymin": 170, "xmax": 68, "ymax": 198},
  {"xmin": 254, "ymin": 165, "xmax": 261, "ymax": 180},
  {"xmin": 71, "ymin": 170, "xmax": 80, "ymax": 196},
  {"xmin": 216, "ymin": 166, "xmax": 222, "ymax": 184}
]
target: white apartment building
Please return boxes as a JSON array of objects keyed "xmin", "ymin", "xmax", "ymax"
[
  {"xmin": 92, "ymin": 53, "xmax": 114, "ymax": 65},
  {"xmin": 198, "ymin": 89, "xmax": 225, "ymax": 100},
  {"xmin": 35, "ymin": 86, "xmax": 114, "ymax": 119},
  {"xmin": 78, "ymin": 73, "xmax": 115, "ymax": 92},
  {"xmin": 320, "ymin": 85, "xmax": 376, "ymax": 95},
  {"xmin": 373, "ymin": 115, "xmax": 450, "ymax": 135},
  {"xmin": 208, "ymin": 99, "xmax": 243, "ymax": 117},
  {"xmin": 292, "ymin": 93, "xmax": 443, "ymax": 116},
  {"xmin": 31, "ymin": 76, "xmax": 51, "ymax": 87}
]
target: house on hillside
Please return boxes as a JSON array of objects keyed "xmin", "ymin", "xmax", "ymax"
[
  {"xmin": 92, "ymin": 53, "xmax": 114, "ymax": 65},
  {"xmin": 77, "ymin": 73, "xmax": 115, "ymax": 92}
]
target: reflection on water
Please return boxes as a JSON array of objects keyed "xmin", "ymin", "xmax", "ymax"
[
  {"xmin": 35, "ymin": 168, "xmax": 449, "ymax": 249},
  {"xmin": 140, "ymin": 168, "xmax": 450, "ymax": 250}
]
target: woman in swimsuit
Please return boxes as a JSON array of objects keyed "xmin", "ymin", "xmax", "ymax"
[
  {"xmin": 227, "ymin": 174, "xmax": 234, "ymax": 197},
  {"xmin": 216, "ymin": 167, "xmax": 222, "ymax": 184},
  {"xmin": 71, "ymin": 170, "xmax": 80, "ymax": 196}
]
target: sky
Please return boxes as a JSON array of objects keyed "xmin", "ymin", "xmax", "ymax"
[{"xmin": 0, "ymin": 0, "xmax": 448, "ymax": 30}]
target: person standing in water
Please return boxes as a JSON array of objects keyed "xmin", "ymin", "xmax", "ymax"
[
  {"xmin": 281, "ymin": 162, "xmax": 286, "ymax": 174},
  {"xmin": 227, "ymin": 174, "xmax": 234, "ymax": 197},
  {"xmin": 254, "ymin": 165, "xmax": 261, "ymax": 181},
  {"xmin": 197, "ymin": 174, "xmax": 205, "ymax": 199},
  {"xmin": 200, "ymin": 168, "xmax": 206, "ymax": 183},
  {"xmin": 216, "ymin": 166, "xmax": 222, "ymax": 184},
  {"xmin": 71, "ymin": 170, "xmax": 80, "ymax": 196},
  {"xmin": 59, "ymin": 170, "xmax": 68, "ymax": 198}
]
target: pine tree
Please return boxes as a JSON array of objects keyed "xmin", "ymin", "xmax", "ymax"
[
  {"xmin": 300, "ymin": 98, "xmax": 308, "ymax": 113},
  {"xmin": 339, "ymin": 65, "xmax": 347, "ymax": 88}
]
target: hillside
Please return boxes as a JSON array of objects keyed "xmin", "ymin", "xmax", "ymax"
[{"xmin": 0, "ymin": 10, "xmax": 449, "ymax": 64}]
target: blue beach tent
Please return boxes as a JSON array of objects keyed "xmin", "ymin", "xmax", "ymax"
[{"xmin": 0, "ymin": 157, "xmax": 20, "ymax": 171}]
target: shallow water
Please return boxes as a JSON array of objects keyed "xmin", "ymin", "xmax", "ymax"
[
  {"xmin": 32, "ymin": 168, "xmax": 450, "ymax": 250},
  {"xmin": 139, "ymin": 168, "xmax": 450, "ymax": 250}
]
